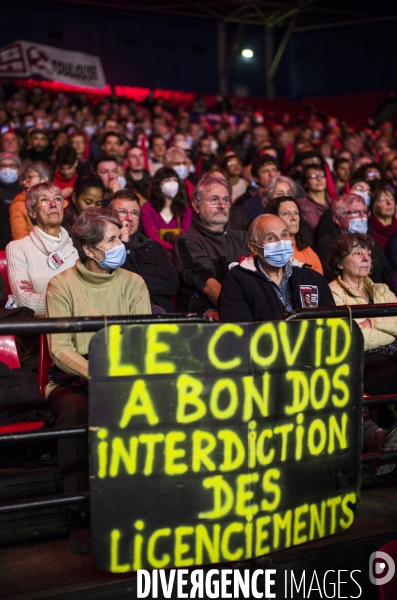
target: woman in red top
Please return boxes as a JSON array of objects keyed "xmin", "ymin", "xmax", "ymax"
[
  {"xmin": 369, "ymin": 187, "xmax": 397, "ymax": 250},
  {"xmin": 141, "ymin": 167, "xmax": 192, "ymax": 252}
]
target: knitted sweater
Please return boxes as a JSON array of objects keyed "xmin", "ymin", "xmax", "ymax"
[
  {"xmin": 46, "ymin": 260, "xmax": 151, "ymax": 381},
  {"xmin": 5, "ymin": 226, "xmax": 78, "ymax": 316},
  {"xmin": 329, "ymin": 276, "xmax": 397, "ymax": 350}
]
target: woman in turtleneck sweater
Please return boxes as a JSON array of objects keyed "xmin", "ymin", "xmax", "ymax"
[
  {"xmin": 45, "ymin": 208, "xmax": 151, "ymax": 551},
  {"xmin": 6, "ymin": 182, "xmax": 78, "ymax": 316}
]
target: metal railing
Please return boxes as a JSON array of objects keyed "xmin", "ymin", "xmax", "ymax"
[{"xmin": 1, "ymin": 308, "xmax": 397, "ymax": 515}]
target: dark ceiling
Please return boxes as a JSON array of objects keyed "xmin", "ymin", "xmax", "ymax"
[{"xmin": 48, "ymin": 0, "xmax": 397, "ymax": 30}]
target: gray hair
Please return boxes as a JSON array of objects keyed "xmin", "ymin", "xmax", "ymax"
[
  {"xmin": 248, "ymin": 214, "xmax": 277, "ymax": 245},
  {"xmin": 265, "ymin": 175, "xmax": 298, "ymax": 203},
  {"xmin": 331, "ymin": 193, "xmax": 366, "ymax": 218},
  {"xmin": 72, "ymin": 208, "xmax": 122, "ymax": 263},
  {"xmin": 164, "ymin": 146, "xmax": 187, "ymax": 166},
  {"xmin": 192, "ymin": 173, "xmax": 232, "ymax": 206},
  {"xmin": 19, "ymin": 161, "xmax": 52, "ymax": 185},
  {"xmin": 25, "ymin": 182, "xmax": 63, "ymax": 211}
]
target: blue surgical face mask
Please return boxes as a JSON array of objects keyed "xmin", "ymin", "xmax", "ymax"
[
  {"xmin": 259, "ymin": 239, "xmax": 294, "ymax": 267},
  {"xmin": 0, "ymin": 167, "xmax": 18, "ymax": 184},
  {"xmin": 347, "ymin": 218, "xmax": 368, "ymax": 234},
  {"xmin": 94, "ymin": 243, "xmax": 126, "ymax": 270},
  {"xmin": 352, "ymin": 190, "xmax": 371, "ymax": 206},
  {"xmin": 173, "ymin": 164, "xmax": 188, "ymax": 180}
]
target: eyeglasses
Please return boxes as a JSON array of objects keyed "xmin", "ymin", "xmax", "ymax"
[
  {"xmin": 366, "ymin": 171, "xmax": 381, "ymax": 179},
  {"xmin": 307, "ymin": 173, "xmax": 325, "ymax": 180},
  {"xmin": 115, "ymin": 209, "xmax": 141, "ymax": 219},
  {"xmin": 205, "ymin": 197, "xmax": 232, "ymax": 207},
  {"xmin": 227, "ymin": 160, "xmax": 240, "ymax": 167},
  {"xmin": 341, "ymin": 210, "xmax": 369, "ymax": 218},
  {"xmin": 37, "ymin": 197, "xmax": 64, "ymax": 206}
]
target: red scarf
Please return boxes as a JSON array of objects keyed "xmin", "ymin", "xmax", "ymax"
[{"xmin": 370, "ymin": 214, "xmax": 397, "ymax": 249}]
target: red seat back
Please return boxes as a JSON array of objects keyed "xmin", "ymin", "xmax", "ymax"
[
  {"xmin": 0, "ymin": 250, "xmax": 11, "ymax": 307},
  {"xmin": 0, "ymin": 336, "xmax": 21, "ymax": 369},
  {"xmin": 376, "ymin": 539, "xmax": 397, "ymax": 599},
  {"xmin": 38, "ymin": 334, "xmax": 52, "ymax": 396}
]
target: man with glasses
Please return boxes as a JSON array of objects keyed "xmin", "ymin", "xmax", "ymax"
[
  {"xmin": 316, "ymin": 193, "xmax": 391, "ymax": 282},
  {"xmin": 298, "ymin": 164, "xmax": 332, "ymax": 231},
  {"xmin": 174, "ymin": 173, "xmax": 250, "ymax": 314},
  {"xmin": 108, "ymin": 190, "xmax": 178, "ymax": 312}
]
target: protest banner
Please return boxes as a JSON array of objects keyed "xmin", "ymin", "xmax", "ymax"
[
  {"xmin": 89, "ymin": 319, "xmax": 363, "ymax": 572},
  {"xmin": 0, "ymin": 40, "xmax": 106, "ymax": 89}
]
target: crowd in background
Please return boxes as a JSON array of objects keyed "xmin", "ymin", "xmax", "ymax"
[{"xmin": 2, "ymin": 82, "xmax": 397, "ymax": 547}]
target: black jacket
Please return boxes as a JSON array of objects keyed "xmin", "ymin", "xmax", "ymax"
[
  {"xmin": 174, "ymin": 221, "xmax": 250, "ymax": 314},
  {"xmin": 316, "ymin": 226, "xmax": 391, "ymax": 283},
  {"xmin": 218, "ymin": 256, "xmax": 335, "ymax": 323},
  {"xmin": 122, "ymin": 233, "xmax": 179, "ymax": 312}
]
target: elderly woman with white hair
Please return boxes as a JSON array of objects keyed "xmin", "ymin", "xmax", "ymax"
[{"xmin": 6, "ymin": 181, "xmax": 78, "ymax": 316}]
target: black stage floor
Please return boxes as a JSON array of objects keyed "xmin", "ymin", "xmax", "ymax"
[{"xmin": 0, "ymin": 467, "xmax": 395, "ymax": 600}]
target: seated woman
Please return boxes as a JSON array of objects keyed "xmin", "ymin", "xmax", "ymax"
[
  {"xmin": 62, "ymin": 174, "xmax": 105, "ymax": 234},
  {"xmin": 369, "ymin": 187, "xmax": 397, "ymax": 250},
  {"xmin": 265, "ymin": 196, "xmax": 323, "ymax": 274},
  {"xmin": 46, "ymin": 208, "xmax": 151, "ymax": 549},
  {"xmin": 10, "ymin": 161, "xmax": 52, "ymax": 240},
  {"xmin": 6, "ymin": 182, "xmax": 78, "ymax": 316},
  {"xmin": 328, "ymin": 232, "xmax": 397, "ymax": 468},
  {"xmin": 141, "ymin": 167, "xmax": 192, "ymax": 253},
  {"xmin": 219, "ymin": 154, "xmax": 248, "ymax": 202}
]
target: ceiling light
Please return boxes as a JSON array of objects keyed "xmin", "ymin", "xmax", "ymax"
[{"xmin": 241, "ymin": 49, "xmax": 254, "ymax": 58}]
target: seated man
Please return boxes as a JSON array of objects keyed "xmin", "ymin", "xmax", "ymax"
[
  {"xmin": 108, "ymin": 190, "xmax": 179, "ymax": 313},
  {"xmin": 316, "ymin": 193, "xmax": 391, "ymax": 282},
  {"xmin": 174, "ymin": 173, "xmax": 250, "ymax": 314},
  {"xmin": 94, "ymin": 155, "xmax": 123, "ymax": 205},
  {"xmin": 218, "ymin": 214, "xmax": 334, "ymax": 322}
]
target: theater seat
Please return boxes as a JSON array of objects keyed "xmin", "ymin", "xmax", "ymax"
[
  {"xmin": 0, "ymin": 421, "xmax": 45, "ymax": 434},
  {"xmin": 0, "ymin": 250, "xmax": 11, "ymax": 307},
  {"xmin": 38, "ymin": 334, "xmax": 52, "ymax": 396},
  {"xmin": 0, "ymin": 336, "xmax": 45, "ymax": 435},
  {"xmin": 0, "ymin": 335, "xmax": 21, "ymax": 369},
  {"xmin": 377, "ymin": 539, "xmax": 397, "ymax": 599}
]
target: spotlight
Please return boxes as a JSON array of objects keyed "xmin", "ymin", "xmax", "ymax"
[{"xmin": 241, "ymin": 49, "xmax": 254, "ymax": 58}]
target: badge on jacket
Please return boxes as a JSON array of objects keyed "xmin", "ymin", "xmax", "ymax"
[
  {"xmin": 48, "ymin": 251, "xmax": 65, "ymax": 270},
  {"xmin": 300, "ymin": 285, "xmax": 318, "ymax": 308}
]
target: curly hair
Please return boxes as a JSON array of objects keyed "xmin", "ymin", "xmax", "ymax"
[
  {"xmin": 264, "ymin": 196, "xmax": 312, "ymax": 251},
  {"xmin": 327, "ymin": 233, "xmax": 374, "ymax": 278},
  {"xmin": 148, "ymin": 166, "xmax": 188, "ymax": 217}
]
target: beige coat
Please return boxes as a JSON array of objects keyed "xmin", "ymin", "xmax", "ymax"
[{"xmin": 329, "ymin": 276, "xmax": 397, "ymax": 350}]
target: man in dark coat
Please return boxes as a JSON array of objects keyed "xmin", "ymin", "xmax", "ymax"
[
  {"xmin": 219, "ymin": 214, "xmax": 334, "ymax": 322},
  {"xmin": 108, "ymin": 191, "xmax": 179, "ymax": 312},
  {"xmin": 174, "ymin": 173, "xmax": 250, "ymax": 314}
]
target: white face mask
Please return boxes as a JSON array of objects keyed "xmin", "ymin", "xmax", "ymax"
[
  {"xmin": 161, "ymin": 180, "xmax": 179, "ymax": 198},
  {"xmin": 352, "ymin": 190, "xmax": 371, "ymax": 206}
]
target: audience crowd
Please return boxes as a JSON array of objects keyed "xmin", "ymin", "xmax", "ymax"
[{"xmin": 2, "ymin": 82, "xmax": 397, "ymax": 550}]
